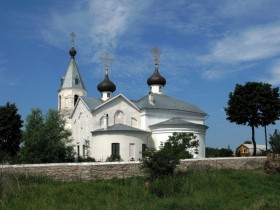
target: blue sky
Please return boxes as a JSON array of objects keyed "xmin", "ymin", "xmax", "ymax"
[{"xmin": 1, "ymin": 0, "xmax": 280, "ymax": 150}]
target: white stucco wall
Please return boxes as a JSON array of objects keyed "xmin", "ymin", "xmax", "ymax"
[
  {"xmin": 71, "ymin": 100, "xmax": 93, "ymax": 156},
  {"xmin": 91, "ymin": 132, "xmax": 149, "ymax": 161},
  {"xmin": 92, "ymin": 96, "xmax": 141, "ymax": 130},
  {"xmin": 58, "ymin": 88, "xmax": 87, "ymax": 129},
  {"xmin": 68, "ymin": 94, "xmax": 207, "ymax": 160},
  {"xmin": 58, "ymin": 88, "xmax": 87, "ymax": 112},
  {"xmin": 149, "ymin": 129, "xmax": 206, "ymax": 158}
]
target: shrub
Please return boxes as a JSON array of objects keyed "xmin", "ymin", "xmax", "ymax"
[
  {"xmin": 206, "ymin": 147, "xmax": 233, "ymax": 157},
  {"xmin": 141, "ymin": 132, "xmax": 198, "ymax": 180},
  {"xmin": 106, "ymin": 154, "xmax": 122, "ymax": 162},
  {"xmin": 77, "ymin": 156, "xmax": 95, "ymax": 162}
]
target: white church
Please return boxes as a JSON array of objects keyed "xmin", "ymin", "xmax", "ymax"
[{"xmin": 58, "ymin": 39, "xmax": 208, "ymax": 161}]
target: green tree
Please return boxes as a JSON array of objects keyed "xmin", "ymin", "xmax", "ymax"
[
  {"xmin": 206, "ymin": 147, "xmax": 233, "ymax": 157},
  {"xmin": 244, "ymin": 140, "xmax": 252, "ymax": 144},
  {"xmin": 218, "ymin": 147, "xmax": 233, "ymax": 157},
  {"xmin": 0, "ymin": 102, "xmax": 23, "ymax": 161},
  {"xmin": 225, "ymin": 82, "xmax": 280, "ymax": 156},
  {"xmin": 141, "ymin": 132, "xmax": 198, "ymax": 179},
  {"xmin": 269, "ymin": 129, "xmax": 280, "ymax": 154},
  {"xmin": 205, "ymin": 147, "xmax": 220, "ymax": 157},
  {"xmin": 19, "ymin": 109, "xmax": 75, "ymax": 163}
]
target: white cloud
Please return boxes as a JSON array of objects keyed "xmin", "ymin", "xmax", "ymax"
[
  {"xmin": 200, "ymin": 23, "xmax": 280, "ymax": 64},
  {"xmin": 150, "ymin": 1, "xmax": 221, "ymax": 35},
  {"xmin": 41, "ymin": 0, "xmax": 150, "ymax": 61},
  {"xmin": 201, "ymin": 61, "xmax": 259, "ymax": 80},
  {"xmin": 38, "ymin": 0, "xmax": 280, "ymax": 84},
  {"xmin": 197, "ymin": 22, "xmax": 280, "ymax": 82},
  {"xmin": 202, "ymin": 70, "xmax": 226, "ymax": 80}
]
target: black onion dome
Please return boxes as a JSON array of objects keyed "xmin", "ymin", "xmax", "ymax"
[
  {"xmin": 69, "ymin": 46, "xmax": 77, "ymax": 58},
  {"xmin": 97, "ymin": 74, "xmax": 116, "ymax": 92},
  {"xmin": 147, "ymin": 66, "xmax": 166, "ymax": 86}
]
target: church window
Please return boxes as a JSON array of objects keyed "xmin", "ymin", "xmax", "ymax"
[
  {"xmin": 107, "ymin": 93, "xmax": 110, "ymax": 98},
  {"xmin": 82, "ymin": 145, "xmax": 85, "ymax": 158},
  {"xmin": 112, "ymin": 143, "xmax": 120, "ymax": 156},
  {"xmin": 142, "ymin": 144, "xmax": 147, "ymax": 156},
  {"xmin": 129, "ymin": 143, "xmax": 135, "ymax": 159},
  {"xmin": 77, "ymin": 145, "xmax": 80, "ymax": 157},
  {"xmin": 114, "ymin": 110, "xmax": 124, "ymax": 124},
  {"xmin": 59, "ymin": 95, "xmax": 61, "ymax": 111},
  {"xmin": 75, "ymin": 77, "xmax": 79, "ymax": 85},
  {"xmin": 159, "ymin": 86, "xmax": 162, "ymax": 92},
  {"xmin": 74, "ymin": 95, "xmax": 79, "ymax": 106}
]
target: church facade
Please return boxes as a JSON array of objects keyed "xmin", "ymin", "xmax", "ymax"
[{"xmin": 58, "ymin": 42, "xmax": 208, "ymax": 161}]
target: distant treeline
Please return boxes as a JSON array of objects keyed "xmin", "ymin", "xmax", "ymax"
[{"xmin": 206, "ymin": 147, "xmax": 233, "ymax": 158}]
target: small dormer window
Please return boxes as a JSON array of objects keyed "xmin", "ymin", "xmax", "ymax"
[
  {"xmin": 75, "ymin": 78, "xmax": 79, "ymax": 85},
  {"xmin": 107, "ymin": 93, "xmax": 110, "ymax": 98}
]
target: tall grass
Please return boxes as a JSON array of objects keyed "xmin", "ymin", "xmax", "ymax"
[
  {"xmin": 0, "ymin": 171, "xmax": 20, "ymax": 204},
  {"xmin": 1, "ymin": 169, "xmax": 279, "ymax": 210}
]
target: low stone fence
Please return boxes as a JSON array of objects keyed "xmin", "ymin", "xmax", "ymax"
[
  {"xmin": 1, "ymin": 157, "xmax": 266, "ymax": 181},
  {"xmin": 265, "ymin": 153, "xmax": 280, "ymax": 174},
  {"xmin": 178, "ymin": 156, "xmax": 266, "ymax": 171},
  {"xmin": 267, "ymin": 153, "xmax": 280, "ymax": 161}
]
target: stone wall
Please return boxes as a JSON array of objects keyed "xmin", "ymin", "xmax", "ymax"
[
  {"xmin": 1, "ymin": 157, "xmax": 266, "ymax": 181},
  {"xmin": 265, "ymin": 153, "xmax": 280, "ymax": 174},
  {"xmin": 267, "ymin": 153, "xmax": 280, "ymax": 160}
]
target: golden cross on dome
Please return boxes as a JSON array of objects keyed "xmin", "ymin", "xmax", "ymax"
[
  {"xmin": 100, "ymin": 50, "xmax": 114, "ymax": 74},
  {"xmin": 151, "ymin": 47, "xmax": 161, "ymax": 65},
  {"xmin": 71, "ymin": 32, "xmax": 75, "ymax": 46}
]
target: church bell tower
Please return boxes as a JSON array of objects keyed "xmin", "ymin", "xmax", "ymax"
[{"xmin": 58, "ymin": 32, "xmax": 87, "ymax": 129}]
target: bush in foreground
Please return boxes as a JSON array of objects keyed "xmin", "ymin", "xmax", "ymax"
[{"xmin": 141, "ymin": 132, "xmax": 198, "ymax": 179}]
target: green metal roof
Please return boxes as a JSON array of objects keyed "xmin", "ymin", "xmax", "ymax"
[
  {"xmin": 80, "ymin": 96, "xmax": 103, "ymax": 110},
  {"xmin": 133, "ymin": 94, "xmax": 207, "ymax": 116},
  {"xmin": 92, "ymin": 124, "xmax": 150, "ymax": 133},
  {"xmin": 150, "ymin": 118, "xmax": 208, "ymax": 129}
]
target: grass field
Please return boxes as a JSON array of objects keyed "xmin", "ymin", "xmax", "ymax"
[{"xmin": 1, "ymin": 169, "xmax": 279, "ymax": 210}]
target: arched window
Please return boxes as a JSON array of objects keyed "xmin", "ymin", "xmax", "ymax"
[
  {"xmin": 74, "ymin": 95, "xmax": 79, "ymax": 106},
  {"xmin": 114, "ymin": 110, "xmax": 124, "ymax": 125},
  {"xmin": 59, "ymin": 95, "xmax": 61, "ymax": 111}
]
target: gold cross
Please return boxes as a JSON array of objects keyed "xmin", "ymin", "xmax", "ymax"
[
  {"xmin": 71, "ymin": 32, "xmax": 75, "ymax": 46},
  {"xmin": 151, "ymin": 47, "xmax": 161, "ymax": 65},
  {"xmin": 100, "ymin": 50, "xmax": 114, "ymax": 74}
]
